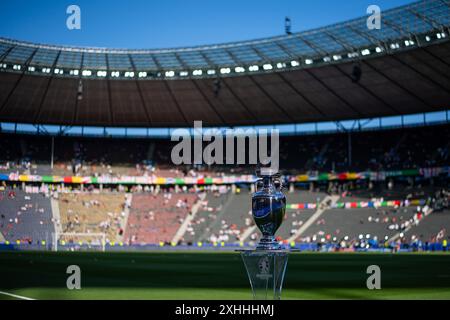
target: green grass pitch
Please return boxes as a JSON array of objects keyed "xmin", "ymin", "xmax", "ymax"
[{"xmin": 1, "ymin": 251, "xmax": 450, "ymax": 300}]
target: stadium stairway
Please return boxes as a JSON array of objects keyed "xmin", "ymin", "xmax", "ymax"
[
  {"xmin": 401, "ymin": 208, "xmax": 450, "ymax": 243},
  {"xmin": 388, "ymin": 206, "xmax": 433, "ymax": 243},
  {"xmin": 117, "ymin": 193, "xmax": 132, "ymax": 243},
  {"xmin": 239, "ymin": 225, "xmax": 257, "ymax": 243},
  {"xmin": 197, "ymin": 191, "xmax": 250, "ymax": 243},
  {"xmin": 51, "ymin": 197, "xmax": 62, "ymax": 235},
  {"xmin": 171, "ymin": 193, "xmax": 205, "ymax": 244},
  {"xmin": 287, "ymin": 195, "xmax": 340, "ymax": 242}
]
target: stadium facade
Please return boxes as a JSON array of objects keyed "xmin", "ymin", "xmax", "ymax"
[
  {"xmin": 0, "ymin": 0, "xmax": 449, "ymax": 253},
  {"xmin": 0, "ymin": 0, "xmax": 449, "ymax": 132}
]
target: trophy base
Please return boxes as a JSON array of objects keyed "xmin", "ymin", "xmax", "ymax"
[
  {"xmin": 238, "ymin": 249, "xmax": 289, "ymax": 300},
  {"xmin": 256, "ymin": 235, "xmax": 281, "ymax": 250}
]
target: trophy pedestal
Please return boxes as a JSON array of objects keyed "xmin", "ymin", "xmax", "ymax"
[{"xmin": 238, "ymin": 250, "xmax": 289, "ymax": 300}]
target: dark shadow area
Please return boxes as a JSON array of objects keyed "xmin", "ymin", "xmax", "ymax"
[{"xmin": 1, "ymin": 252, "xmax": 450, "ymax": 291}]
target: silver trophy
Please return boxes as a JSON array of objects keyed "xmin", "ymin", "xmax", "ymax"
[
  {"xmin": 238, "ymin": 168, "xmax": 290, "ymax": 300},
  {"xmin": 252, "ymin": 169, "xmax": 286, "ymax": 250}
]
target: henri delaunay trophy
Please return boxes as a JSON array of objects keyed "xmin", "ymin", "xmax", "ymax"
[{"xmin": 239, "ymin": 168, "xmax": 291, "ymax": 300}]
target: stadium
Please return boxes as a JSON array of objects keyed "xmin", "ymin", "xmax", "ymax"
[{"xmin": 0, "ymin": 0, "xmax": 449, "ymax": 301}]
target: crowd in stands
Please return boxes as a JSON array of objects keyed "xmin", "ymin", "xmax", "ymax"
[
  {"xmin": 124, "ymin": 189, "xmax": 198, "ymax": 244},
  {"xmin": 0, "ymin": 185, "xmax": 54, "ymax": 245},
  {"xmin": 0, "ymin": 170, "xmax": 448, "ymax": 250},
  {"xmin": 1, "ymin": 124, "xmax": 448, "ymax": 178}
]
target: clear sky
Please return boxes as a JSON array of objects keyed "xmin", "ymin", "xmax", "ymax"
[{"xmin": 1, "ymin": 0, "xmax": 415, "ymax": 49}]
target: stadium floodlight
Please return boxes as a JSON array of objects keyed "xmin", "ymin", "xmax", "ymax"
[
  {"xmin": 82, "ymin": 70, "xmax": 92, "ymax": 76},
  {"xmin": 179, "ymin": 71, "xmax": 189, "ymax": 77},
  {"xmin": 207, "ymin": 69, "xmax": 216, "ymax": 75},
  {"xmin": 124, "ymin": 71, "xmax": 135, "ymax": 77},
  {"xmin": 358, "ymin": 234, "xmax": 363, "ymax": 239},
  {"xmin": 220, "ymin": 67, "xmax": 231, "ymax": 74},
  {"xmin": 111, "ymin": 71, "xmax": 120, "ymax": 78},
  {"xmin": 347, "ymin": 52, "xmax": 359, "ymax": 58},
  {"xmin": 138, "ymin": 71, "xmax": 147, "ymax": 78},
  {"xmin": 42, "ymin": 67, "xmax": 51, "ymax": 73},
  {"xmin": 291, "ymin": 60, "xmax": 300, "ymax": 66},
  {"xmin": 437, "ymin": 32, "xmax": 446, "ymax": 39},
  {"xmin": 97, "ymin": 70, "xmax": 107, "ymax": 77},
  {"xmin": 404, "ymin": 40, "xmax": 414, "ymax": 46},
  {"xmin": 375, "ymin": 47, "xmax": 383, "ymax": 53},
  {"xmin": 28, "ymin": 66, "xmax": 35, "ymax": 72},
  {"xmin": 165, "ymin": 70, "xmax": 175, "ymax": 77},
  {"xmin": 249, "ymin": 65, "xmax": 259, "ymax": 71},
  {"xmin": 263, "ymin": 64, "xmax": 273, "ymax": 70},
  {"xmin": 276, "ymin": 62, "xmax": 286, "ymax": 69},
  {"xmin": 390, "ymin": 43, "xmax": 400, "ymax": 49},
  {"xmin": 304, "ymin": 59, "xmax": 313, "ymax": 65},
  {"xmin": 323, "ymin": 56, "xmax": 331, "ymax": 62},
  {"xmin": 13, "ymin": 64, "xmax": 21, "ymax": 70},
  {"xmin": 1, "ymin": 64, "xmax": 6, "ymax": 68},
  {"xmin": 70, "ymin": 69, "xmax": 79, "ymax": 76},
  {"xmin": 332, "ymin": 55, "xmax": 342, "ymax": 61},
  {"xmin": 361, "ymin": 49, "xmax": 371, "ymax": 56},
  {"xmin": 425, "ymin": 36, "xmax": 431, "ymax": 42},
  {"xmin": 192, "ymin": 69, "xmax": 202, "ymax": 76},
  {"xmin": 235, "ymin": 66, "xmax": 245, "ymax": 73}
]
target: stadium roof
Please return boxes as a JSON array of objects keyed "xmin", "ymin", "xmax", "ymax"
[
  {"xmin": 0, "ymin": 0, "xmax": 449, "ymax": 76},
  {"xmin": 0, "ymin": 0, "xmax": 449, "ymax": 128}
]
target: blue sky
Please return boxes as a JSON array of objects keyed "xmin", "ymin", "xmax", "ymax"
[{"xmin": 0, "ymin": 0, "xmax": 415, "ymax": 49}]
